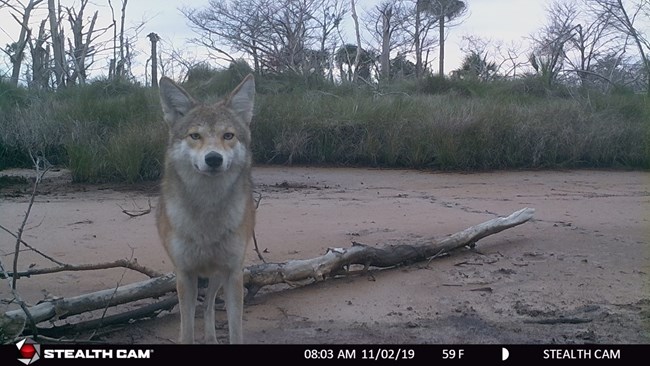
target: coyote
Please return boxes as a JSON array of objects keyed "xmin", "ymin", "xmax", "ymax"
[{"xmin": 157, "ymin": 75, "xmax": 256, "ymax": 344}]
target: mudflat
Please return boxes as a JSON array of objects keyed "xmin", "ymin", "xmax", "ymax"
[{"xmin": 1, "ymin": 167, "xmax": 648, "ymax": 343}]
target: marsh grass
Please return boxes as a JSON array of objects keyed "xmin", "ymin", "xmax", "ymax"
[
  {"xmin": 254, "ymin": 90, "xmax": 648, "ymax": 170},
  {"xmin": 1, "ymin": 74, "xmax": 647, "ymax": 183},
  {"xmin": 1, "ymin": 79, "xmax": 165, "ymax": 182}
]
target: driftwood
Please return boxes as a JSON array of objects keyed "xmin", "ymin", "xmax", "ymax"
[
  {"xmin": 2, "ymin": 207, "xmax": 534, "ymax": 336},
  {"xmin": 35, "ymin": 296, "xmax": 179, "ymax": 338},
  {"xmin": 244, "ymin": 207, "xmax": 535, "ymax": 297}
]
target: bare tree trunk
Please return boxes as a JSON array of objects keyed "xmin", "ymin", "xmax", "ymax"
[
  {"xmin": 350, "ymin": 0, "xmax": 362, "ymax": 83},
  {"xmin": 66, "ymin": 0, "xmax": 98, "ymax": 85},
  {"xmin": 7, "ymin": 0, "xmax": 44, "ymax": 87},
  {"xmin": 48, "ymin": 0, "xmax": 66, "ymax": 89},
  {"xmin": 252, "ymin": 41, "xmax": 260, "ymax": 74},
  {"xmin": 414, "ymin": 1, "xmax": 422, "ymax": 79},
  {"xmin": 108, "ymin": 0, "xmax": 117, "ymax": 78},
  {"xmin": 380, "ymin": 5, "xmax": 392, "ymax": 81},
  {"xmin": 107, "ymin": 0, "xmax": 128, "ymax": 80},
  {"xmin": 116, "ymin": 0, "xmax": 128, "ymax": 79},
  {"xmin": 148, "ymin": 32, "xmax": 160, "ymax": 87},
  {"xmin": 80, "ymin": 10, "xmax": 98, "ymax": 84},
  {"xmin": 29, "ymin": 18, "xmax": 50, "ymax": 89},
  {"xmin": 438, "ymin": 13, "xmax": 445, "ymax": 77}
]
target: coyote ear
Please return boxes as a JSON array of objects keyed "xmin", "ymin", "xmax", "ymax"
[
  {"xmin": 159, "ymin": 77, "xmax": 196, "ymax": 123},
  {"xmin": 225, "ymin": 74, "xmax": 255, "ymax": 125}
]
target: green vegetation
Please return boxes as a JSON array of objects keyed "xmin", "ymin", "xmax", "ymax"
[
  {"xmin": 1, "ymin": 77, "xmax": 164, "ymax": 182},
  {"xmin": 1, "ymin": 68, "xmax": 648, "ymax": 183}
]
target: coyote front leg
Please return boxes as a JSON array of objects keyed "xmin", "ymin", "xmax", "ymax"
[{"xmin": 176, "ymin": 271, "xmax": 198, "ymax": 344}]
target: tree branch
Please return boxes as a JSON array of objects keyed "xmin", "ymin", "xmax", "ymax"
[{"xmin": 3, "ymin": 259, "xmax": 163, "ymax": 280}]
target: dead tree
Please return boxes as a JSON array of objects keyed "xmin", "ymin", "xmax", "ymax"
[
  {"xmin": 108, "ymin": 0, "xmax": 129, "ymax": 80},
  {"xmin": 48, "ymin": 0, "xmax": 67, "ymax": 89},
  {"xmin": 1, "ymin": 0, "xmax": 44, "ymax": 87},
  {"xmin": 529, "ymin": 1, "xmax": 580, "ymax": 88},
  {"xmin": 378, "ymin": 3, "xmax": 393, "ymax": 81},
  {"xmin": 28, "ymin": 19, "xmax": 50, "ymax": 89},
  {"xmin": 65, "ymin": 0, "xmax": 99, "ymax": 85},
  {"xmin": 363, "ymin": 0, "xmax": 404, "ymax": 81},
  {"xmin": 587, "ymin": 0, "xmax": 650, "ymax": 95},
  {"xmin": 147, "ymin": 32, "xmax": 160, "ymax": 87},
  {"xmin": 350, "ymin": 0, "xmax": 362, "ymax": 82}
]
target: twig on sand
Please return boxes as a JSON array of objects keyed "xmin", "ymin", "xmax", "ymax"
[{"xmin": 117, "ymin": 199, "xmax": 152, "ymax": 218}]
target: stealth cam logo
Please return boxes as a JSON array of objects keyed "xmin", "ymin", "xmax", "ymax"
[{"xmin": 16, "ymin": 338, "xmax": 41, "ymax": 365}]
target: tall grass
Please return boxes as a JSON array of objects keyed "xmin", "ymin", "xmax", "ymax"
[
  {"xmin": 0, "ymin": 72, "xmax": 648, "ymax": 183},
  {"xmin": 1, "ymin": 78, "xmax": 165, "ymax": 182},
  {"xmin": 254, "ymin": 90, "xmax": 649, "ymax": 170},
  {"xmin": 60, "ymin": 82, "xmax": 166, "ymax": 183}
]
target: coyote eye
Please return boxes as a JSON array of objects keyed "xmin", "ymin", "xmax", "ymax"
[
  {"xmin": 188, "ymin": 133, "xmax": 201, "ymax": 140},
  {"xmin": 223, "ymin": 132, "xmax": 235, "ymax": 140}
]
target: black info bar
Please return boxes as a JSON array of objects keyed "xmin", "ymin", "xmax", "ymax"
[{"xmin": 3, "ymin": 343, "xmax": 645, "ymax": 365}]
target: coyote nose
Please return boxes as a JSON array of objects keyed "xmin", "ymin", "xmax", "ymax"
[{"xmin": 205, "ymin": 152, "xmax": 223, "ymax": 168}]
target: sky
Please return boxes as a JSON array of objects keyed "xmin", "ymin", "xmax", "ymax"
[{"xmin": 0, "ymin": 0, "xmax": 551, "ymax": 83}]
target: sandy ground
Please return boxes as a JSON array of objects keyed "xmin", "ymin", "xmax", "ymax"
[{"xmin": 1, "ymin": 166, "xmax": 648, "ymax": 344}]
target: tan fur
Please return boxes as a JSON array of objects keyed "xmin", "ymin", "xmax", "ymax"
[{"xmin": 157, "ymin": 75, "xmax": 256, "ymax": 344}]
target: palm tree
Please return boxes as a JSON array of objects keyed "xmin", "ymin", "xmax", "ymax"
[
  {"xmin": 455, "ymin": 51, "xmax": 497, "ymax": 81},
  {"xmin": 423, "ymin": 0, "xmax": 467, "ymax": 77},
  {"xmin": 335, "ymin": 44, "xmax": 376, "ymax": 82}
]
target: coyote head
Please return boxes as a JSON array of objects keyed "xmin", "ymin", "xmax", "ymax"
[{"xmin": 159, "ymin": 75, "xmax": 255, "ymax": 176}]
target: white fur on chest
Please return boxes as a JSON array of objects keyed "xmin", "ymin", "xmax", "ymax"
[{"xmin": 164, "ymin": 175, "xmax": 249, "ymax": 274}]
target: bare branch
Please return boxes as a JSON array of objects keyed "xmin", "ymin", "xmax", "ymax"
[
  {"xmin": 12, "ymin": 154, "xmax": 50, "ymax": 290},
  {"xmin": 586, "ymin": 0, "xmax": 650, "ymax": 94},
  {"xmin": 4, "ymin": 258, "xmax": 163, "ymax": 280},
  {"xmin": 0, "ymin": 224, "xmax": 65, "ymax": 267}
]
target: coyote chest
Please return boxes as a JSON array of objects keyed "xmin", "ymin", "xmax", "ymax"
[{"xmin": 162, "ymin": 180, "xmax": 250, "ymax": 274}]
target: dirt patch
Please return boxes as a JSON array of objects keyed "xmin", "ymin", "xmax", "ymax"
[{"xmin": 1, "ymin": 167, "xmax": 648, "ymax": 344}]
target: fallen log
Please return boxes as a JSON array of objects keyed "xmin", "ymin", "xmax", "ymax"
[
  {"xmin": 2, "ymin": 207, "xmax": 534, "ymax": 336},
  {"xmin": 34, "ymin": 296, "xmax": 179, "ymax": 338},
  {"xmin": 244, "ymin": 207, "xmax": 535, "ymax": 297},
  {"xmin": 4, "ymin": 273, "xmax": 176, "ymax": 325}
]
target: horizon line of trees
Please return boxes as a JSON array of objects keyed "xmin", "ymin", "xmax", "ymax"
[{"xmin": 0, "ymin": 0, "xmax": 648, "ymax": 95}]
